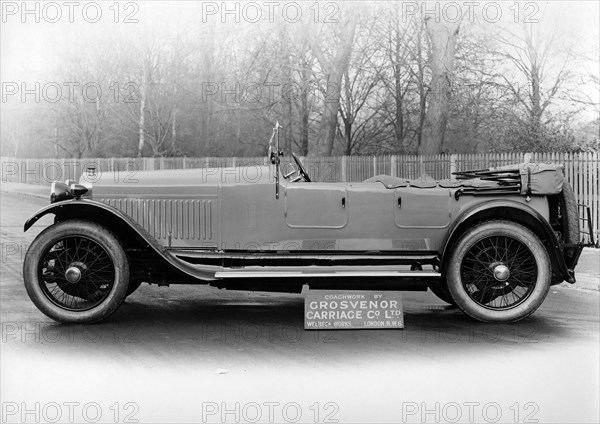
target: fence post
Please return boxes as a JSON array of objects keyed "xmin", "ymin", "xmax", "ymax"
[
  {"xmin": 524, "ymin": 152, "xmax": 532, "ymax": 163},
  {"xmin": 391, "ymin": 156, "xmax": 397, "ymax": 177},
  {"xmin": 373, "ymin": 156, "xmax": 377, "ymax": 177},
  {"xmin": 341, "ymin": 156, "xmax": 347, "ymax": 182},
  {"xmin": 450, "ymin": 154, "xmax": 457, "ymax": 177}
]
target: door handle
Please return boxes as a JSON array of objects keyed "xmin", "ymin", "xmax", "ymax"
[
  {"xmin": 397, "ymin": 197, "xmax": 401, "ymax": 208},
  {"xmin": 341, "ymin": 197, "xmax": 346, "ymax": 208}
]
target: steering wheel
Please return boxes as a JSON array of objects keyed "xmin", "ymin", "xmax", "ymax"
[{"xmin": 286, "ymin": 153, "xmax": 311, "ymax": 182}]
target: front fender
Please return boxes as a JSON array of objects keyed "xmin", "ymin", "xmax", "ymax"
[
  {"xmin": 24, "ymin": 201, "xmax": 73, "ymax": 232},
  {"xmin": 441, "ymin": 199, "xmax": 573, "ymax": 283},
  {"xmin": 24, "ymin": 199, "xmax": 218, "ymax": 281},
  {"xmin": 25, "ymin": 199, "xmax": 141, "ymax": 232}
]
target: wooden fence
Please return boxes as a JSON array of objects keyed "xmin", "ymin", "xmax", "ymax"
[{"xmin": 1, "ymin": 152, "xmax": 598, "ymax": 240}]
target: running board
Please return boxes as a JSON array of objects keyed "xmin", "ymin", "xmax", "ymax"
[
  {"xmin": 170, "ymin": 249, "xmax": 440, "ymax": 268},
  {"xmin": 215, "ymin": 267, "xmax": 441, "ymax": 279}
]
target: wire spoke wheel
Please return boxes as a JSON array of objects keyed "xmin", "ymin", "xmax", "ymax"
[
  {"xmin": 429, "ymin": 280, "xmax": 456, "ymax": 305},
  {"xmin": 38, "ymin": 236, "xmax": 116, "ymax": 311},
  {"xmin": 447, "ymin": 220, "xmax": 551, "ymax": 323},
  {"xmin": 461, "ymin": 236, "xmax": 537, "ymax": 310},
  {"xmin": 24, "ymin": 220, "xmax": 129, "ymax": 323}
]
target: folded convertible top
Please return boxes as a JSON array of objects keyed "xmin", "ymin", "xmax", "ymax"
[
  {"xmin": 365, "ymin": 162, "xmax": 565, "ymax": 196},
  {"xmin": 455, "ymin": 163, "xmax": 565, "ymax": 195}
]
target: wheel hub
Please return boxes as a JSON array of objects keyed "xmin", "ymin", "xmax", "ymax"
[
  {"xmin": 65, "ymin": 266, "xmax": 82, "ymax": 283},
  {"xmin": 492, "ymin": 264, "xmax": 510, "ymax": 282}
]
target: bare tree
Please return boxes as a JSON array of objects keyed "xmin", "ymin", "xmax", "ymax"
[
  {"xmin": 419, "ymin": 16, "xmax": 460, "ymax": 155},
  {"xmin": 5, "ymin": 1, "xmax": 597, "ymax": 159},
  {"xmin": 310, "ymin": 9, "xmax": 358, "ymax": 156},
  {"xmin": 485, "ymin": 10, "xmax": 592, "ymax": 151},
  {"xmin": 372, "ymin": 9, "xmax": 429, "ymax": 153},
  {"xmin": 497, "ymin": 24, "xmax": 568, "ymax": 133},
  {"xmin": 420, "ymin": 15, "xmax": 463, "ymax": 155},
  {"xmin": 339, "ymin": 18, "xmax": 384, "ymax": 155},
  {"xmin": 298, "ymin": 47, "xmax": 315, "ymax": 156}
]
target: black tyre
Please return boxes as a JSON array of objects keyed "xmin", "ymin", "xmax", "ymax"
[
  {"xmin": 23, "ymin": 220, "xmax": 129, "ymax": 323},
  {"xmin": 447, "ymin": 220, "xmax": 551, "ymax": 323},
  {"xmin": 429, "ymin": 281, "xmax": 456, "ymax": 305},
  {"xmin": 126, "ymin": 280, "xmax": 143, "ymax": 297}
]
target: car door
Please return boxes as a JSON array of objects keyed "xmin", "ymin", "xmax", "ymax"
[
  {"xmin": 394, "ymin": 188, "xmax": 451, "ymax": 228},
  {"xmin": 284, "ymin": 182, "xmax": 348, "ymax": 229}
]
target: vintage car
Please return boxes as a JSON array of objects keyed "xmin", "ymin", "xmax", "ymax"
[{"xmin": 23, "ymin": 124, "xmax": 594, "ymax": 324}]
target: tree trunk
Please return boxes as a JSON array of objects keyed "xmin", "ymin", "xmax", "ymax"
[
  {"xmin": 280, "ymin": 27, "xmax": 293, "ymax": 153},
  {"xmin": 415, "ymin": 23, "xmax": 427, "ymax": 152},
  {"xmin": 301, "ymin": 107, "xmax": 309, "ymax": 156},
  {"xmin": 342, "ymin": 69, "xmax": 354, "ymax": 155},
  {"xmin": 298, "ymin": 45, "xmax": 313, "ymax": 156},
  {"xmin": 529, "ymin": 63, "xmax": 542, "ymax": 145},
  {"xmin": 312, "ymin": 13, "xmax": 357, "ymax": 156},
  {"xmin": 300, "ymin": 67, "xmax": 310, "ymax": 156},
  {"xmin": 394, "ymin": 63, "xmax": 404, "ymax": 149},
  {"xmin": 201, "ymin": 19, "xmax": 215, "ymax": 154},
  {"xmin": 344, "ymin": 120, "xmax": 352, "ymax": 155},
  {"xmin": 317, "ymin": 76, "xmax": 343, "ymax": 156},
  {"xmin": 54, "ymin": 127, "xmax": 59, "ymax": 159},
  {"xmin": 171, "ymin": 27, "xmax": 184, "ymax": 154},
  {"xmin": 138, "ymin": 63, "xmax": 147, "ymax": 157},
  {"xmin": 172, "ymin": 65, "xmax": 178, "ymax": 152},
  {"xmin": 393, "ymin": 16, "xmax": 404, "ymax": 151},
  {"xmin": 172, "ymin": 106, "xmax": 177, "ymax": 151},
  {"xmin": 420, "ymin": 18, "xmax": 460, "ymax": 155},
  {"xmin": 530, "ymin": 65, "xmax": 541, "ymax": 124}
]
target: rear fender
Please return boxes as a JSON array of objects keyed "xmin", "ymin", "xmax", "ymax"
[{"xmin": 440, "ymin": 200, "xmax": 573, "ymax": 283}]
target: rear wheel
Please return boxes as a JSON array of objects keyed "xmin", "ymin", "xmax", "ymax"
[
  {"xmin": 447, "ymin": 220, "xmax": 551, "ymax": 322},
  {"xmin": 126, "ymin": 280, "xmax": 143, "ymax": 297},
  {"xmin": 23, "ymin": 220, "xmax": 129, "ymax": 323},
  {"xmin": 429, "ymin": 281, "xmax": 456, "ymax": 305}
]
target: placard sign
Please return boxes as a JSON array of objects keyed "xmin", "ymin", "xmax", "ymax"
[{"xmin": 305, "ymin": 290, "xmax": 403, "ymax": 330}]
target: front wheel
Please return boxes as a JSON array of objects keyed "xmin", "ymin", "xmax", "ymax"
[
  {"xmin": 447, "ymin": 220, "xmax": 551, "ymax": 323},
  {"xmin": 23, "ymin": 220, "xmax": 129, "ymax": 323}
]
